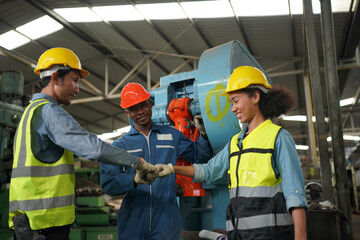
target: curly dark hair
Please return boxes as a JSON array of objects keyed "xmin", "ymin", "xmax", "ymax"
[{"xmin": 242, "ymin": 85, "xmax": 297, "ymax": 119}]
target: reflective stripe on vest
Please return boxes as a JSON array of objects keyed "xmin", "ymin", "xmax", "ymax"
[
  {"xmin": 226, "ymin": 213, "xmax": 294, "ymax": 231},
  {"xmin": 9, "ymin": 99, "xmax": 75, "ymax": 230},
  {"xmin": 227, "ymin": 120, "xmax": 293, "ymax": 237}
]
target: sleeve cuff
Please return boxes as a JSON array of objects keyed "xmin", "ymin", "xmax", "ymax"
[
  {"xmin": 286, "ymin": 193, "xmax": 309, "ymax": 212},
  {"xmin": 193, "ymin": 164, "xmax": 205, "ymax": 183}
]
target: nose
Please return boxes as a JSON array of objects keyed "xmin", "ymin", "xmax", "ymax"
[
  {"xmin": 74, "ymin": 83, "xmax": 80, "ymax": 93},
  {"xmin": 231, "ymin": 104, "xmax": 236, "ymax": 113}
]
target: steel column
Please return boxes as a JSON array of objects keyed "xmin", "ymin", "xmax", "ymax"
[
  {"xmin": 303, "ymin": 0, "xmax": 334, "ymax": 202},
  {"xmin": 303, "ymin": 74, "xmax": 319, "ymax": 168},
  {"xmin": 320, "ymin": 0, "xmax": 353, "ymax": 238}
]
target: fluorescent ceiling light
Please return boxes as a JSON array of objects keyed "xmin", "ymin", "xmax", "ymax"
[
  {"xmin": 296, "ymin": 145, "xmax": 309, "ymax": 150},
  {"xmin": 343, "ymin": 135, "xmax": 360, "ymax": 141},
  {"xmin": 181, "ymin": 1, "xmax": 233, "ymax": 18},
  {"xmin": 327, "ymin": 0, "xmax": 352, "ymax": 12},
  {"xmin": 281, "ymin": 115, "xmax": 307, "ymax": 122},
  {"xmin": 49, "ymin": 0, "xmax": 351, "ymax": 23},
  {"xmin": 231, "ymin": 0, "xmax": 351, "ymax": 16},
  {"xmin": 54, "ymin": 7, "xmax": 102, "ymax": 22},
  {"xmin": 289, "ymin": 0, "xmax": 351, "ymax": 15},
  {"xmin": 16, "ymin": 16, "xmax": 63, "ymax": 40},
  {"xmin": 340, "ymin": 97, "xmax": 354, "ymax": 106},
  {"xmin": 0, "ymin": 30, "xmax": 30, "ymax": 50},
  {"xmin": 136, "ymin": 3, "xmax": 186, "ymax": 20},
  {"xmin": 231, "ymin": 0, "xmax": 289, "ymax": 16},
  {"xmin": 98, "ymin": 125, "xmax": 131, "ymax": 142},
  {"xmin": 327, "ymin": 135, "xmax": 360, "ymax": 141},
  {"xmin": 92, "ymin": 5, "xmax": 144, "ymax": 21}
]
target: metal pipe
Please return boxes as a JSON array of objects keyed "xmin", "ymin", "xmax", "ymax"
[
  {"xmin": 303, "ymin": 0, "xmax": 334, "ymax": 202},
  {"xmin": 147, "ymin": 57, "xmax": 151, "ymax": 89},
  {"xmin": 351, "ymin": 166, "xmax": 359, "ymax": 212},
  {"xmin": 303, "ymin": 73, "xmax": 319, "ymax": 168},
  {"xmin": 320, "ymin": 0, "xmax": 353, "ymax": 238},
  {"xmin": 105, "ymin": 56, "xmax": 109, "ymax": 96},
  {"xmin": 342, "ymin": 86, "xmax": 360, "ymax": 128}
]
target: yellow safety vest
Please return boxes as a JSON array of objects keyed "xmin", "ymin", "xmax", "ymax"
[
  {"xmin": 9, "ymin": 99, "xmax": 75, "ymax": 230},
  {"xmin": 226, "ymin": 119, "xmax": 294, "ymax": 239}
]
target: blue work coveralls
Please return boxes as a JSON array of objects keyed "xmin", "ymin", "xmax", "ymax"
[{"xmin": 100, "ymin": 124, "xmax": 213, "ymax": 240}]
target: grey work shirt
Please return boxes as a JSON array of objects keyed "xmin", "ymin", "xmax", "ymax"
[{"xmin": 30, "ymin": 93, "xmax": 139, "ymax": 167}]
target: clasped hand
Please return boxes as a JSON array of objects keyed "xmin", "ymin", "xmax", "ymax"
[{"xmin": 134, "ymin": 159, "xmax": 174, "ymax": 185}]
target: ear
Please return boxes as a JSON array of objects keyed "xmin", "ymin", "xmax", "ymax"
[
  {"xmin": 253, "ymin": 90, "xmax": 261, "ymax": 104},
  {"xmin": 124, "ymin": 109, "xmax": 130, "ymax": 118},
  {"xmin": 51, "ymin": 72, "xmax": 60, "ymax": 85}
]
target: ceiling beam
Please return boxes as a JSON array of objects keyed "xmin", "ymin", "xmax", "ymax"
[
  {"xmin": 25, "ymin": 0, "xmax": 149, "ymax": 84},
  {"xmin": 72, "ymin": 114, "xmax": 114, "ymax": 133},
  {"xmin": 339, "ymin": 0, "xmax": 360, "ymax": 95},
  {"xmin": 177, "ymin": 0, "xmax": 212, "ymax": 49},
  {"xmin": 341, "ymin": 0, "xmax": 360, "ymax": 59},
  {"xmin": 78, "ymin": 0, "xmax": 170, "ymax": 77},
  {"xmin": 69, "ymin": 102, "xmax": 128, "ymax": 125},
  {"xmin": 127, "ymin": 0, "xmax": 194, "ymax": 70},
  {"xmin": 228, "ymin": 0, "xmax": 253, "ymax": 53}
]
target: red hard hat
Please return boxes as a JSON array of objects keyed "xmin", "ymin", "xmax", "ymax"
[{"xmin": 120, "ymin": 83, "xmax": 150, "ymax": 109}]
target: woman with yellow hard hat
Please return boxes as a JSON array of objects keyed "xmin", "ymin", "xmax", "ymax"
[{"xmin": 156, "ymin": 66, "xmax": 308, "ymax": 240}]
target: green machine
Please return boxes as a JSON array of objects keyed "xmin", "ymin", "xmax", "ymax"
[
  {"xmin": 0, "ymin": 71, "xmax": 27, "ymax": 239},
  {"xmin": 71, "ymin": 160, "xmax": 118, "ymax": 240}
]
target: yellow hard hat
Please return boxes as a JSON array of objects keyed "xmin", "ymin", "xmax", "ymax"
[
  {"xmin": 221, "ymin": 66, "xmax": 272, "ymax": 96},
  {"xmin": 34, "ymin": 47, "xmax": 89, "ymax": 78}
]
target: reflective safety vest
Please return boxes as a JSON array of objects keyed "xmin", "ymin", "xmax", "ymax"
[
  {"xmin": 226, "ymin": 119, "xmax": 294, "ymax": 240},
  {"xmin": 9, "ymin": 99, "xmax": 75, "ymax": 230}
]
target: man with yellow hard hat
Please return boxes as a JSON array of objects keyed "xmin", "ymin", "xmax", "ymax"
[{"xmin": 9, "ymin": 48, "xmax": 158, "ymax": 240}]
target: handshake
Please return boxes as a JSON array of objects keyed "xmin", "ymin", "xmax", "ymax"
[{"xmin": 134, "ymin": 158, "xmax": 174, "ymax": 185}]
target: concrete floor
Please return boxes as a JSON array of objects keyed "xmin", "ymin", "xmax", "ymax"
[
  {"xmin": 352, "ymin": 213, "xmax": 360, "ymax": 240},
  {"xmin": 179, "ymin": 214, "xmax": 360, "ymax": 240}
]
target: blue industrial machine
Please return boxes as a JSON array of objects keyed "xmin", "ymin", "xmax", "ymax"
[
  {"xmin": 0, "ymin": 71, "xmax": 27, "ymax": 239},
  {"xmin": 149, "ymin": 40, "xmax": 272, "ymax": 232},
  {"xmin": 0, "ymin": 40, "xmax": 272, "ymax": 238}
]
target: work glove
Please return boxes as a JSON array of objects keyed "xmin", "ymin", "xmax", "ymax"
[
  {"xmin": 193, "ymin": 115, "xmax": 206, "ymax": 135},
  {"xmin": 156, "ymin": 163, "xmax": 174, "ymax": 178},
  {"xmin": 134, "ymin": 158, "xmax": 158, "ymax": 185}
]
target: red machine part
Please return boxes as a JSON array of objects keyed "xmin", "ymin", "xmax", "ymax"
[{"xmin": 168, "ymin": 97, "xmax": 205, "ymax": 197}]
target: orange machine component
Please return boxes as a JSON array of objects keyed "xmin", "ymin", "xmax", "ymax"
[{"xmin": 168, "ymin": 97, "xmax": 205, "ymax": 197}]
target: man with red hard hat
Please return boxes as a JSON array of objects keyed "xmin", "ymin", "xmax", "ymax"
[
  {"xmin": 9, "ymin": 48, "xmax": 157, "ymax": 240},
  {"xmin": 100, "ymin": 82, "xmax": 213, "ymax": 240}
]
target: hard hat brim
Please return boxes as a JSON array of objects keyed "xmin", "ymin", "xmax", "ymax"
[
  {"xmin": 79, "ymin": 69, "xmax": 89, "ymax": 78},
  {"xmin": 220, "ymin": 91, "xmax": 228, "ymax": 96}
]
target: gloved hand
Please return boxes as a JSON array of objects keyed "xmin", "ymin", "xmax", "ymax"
[
  {"xmin": 134, "ymin": 158, "xmax": 158, "ymax": 185},
  {"xmin": 156, "ymin": 163, "xmax": 174, "ymax": 178},
  {"xmin": 194, "ymin": 115, "xmax": 206, "ymax": 135}
]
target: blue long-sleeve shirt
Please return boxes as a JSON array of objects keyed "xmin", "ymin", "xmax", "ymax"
[
  {"xmin": 100, "ymin": 124, "xmax": 213, "ymax": 240},
  {"xmin": 30, "ymin": 93, "xmax": 139, "ymax": 167},
  {"xmin": 193, "ymin": 126, "xmax": 308, "ymax": 212}
]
